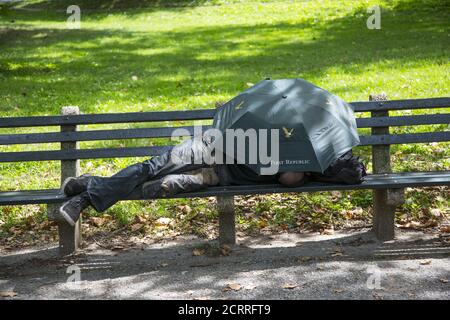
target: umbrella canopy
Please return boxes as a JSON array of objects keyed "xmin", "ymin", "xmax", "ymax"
[{"xmin": 212, "ymin": 78, "xmax": 360, "ymax": 174}]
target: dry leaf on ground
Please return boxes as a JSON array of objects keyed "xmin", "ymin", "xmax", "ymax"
[
  {"xmin": 298, "ymin": 256, "xmax": 312, "ymax": 262},
  {"xmin": 399, "ymin": 221, "xmax": 422, "ymax": 229},
  {"xmin": 220, "ymin": 245, "xmax": 231, "ymax": 256},
  {"xmin": 420, "ymin": 260, "xmax": 432, "ymax": 265},
  {"xmin": 223, "ymin": 283, "xmax": 242, "ymax": 292},
  {"xmin": 90, "ymin": 217, "xmax": 106, "ymax": 227},
  {"xmin": 282, "ymin": 283, "xmax": 298, "ymax": 289},
  {"xmin": 131, "ymin": 223, "xmax": 144, "ymax": 232},
  {"xmin": 192, "ymin": 248, "xmax": 206, "ymax": 256},
  {"xmin": 330, "ymin": 249, "xmax": 344, "ymax": 257},
  {"xmin": 0, "ymin": 291, "xmax": 18, "ymax": 298}
]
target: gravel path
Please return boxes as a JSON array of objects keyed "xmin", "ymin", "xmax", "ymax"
[{"xmin": 1, "ymin": 229, "xmax": 449, "ymax": 300}]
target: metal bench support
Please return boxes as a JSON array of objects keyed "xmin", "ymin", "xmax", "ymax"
[
  {"xmin": 217, "ymin": 195, "xmax": 236, "ymax": 245},
  {"xmin": 55, "ymin": 106, "xmax": 82, "ymax": 255}
]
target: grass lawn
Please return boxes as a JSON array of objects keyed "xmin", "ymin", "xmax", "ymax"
[{"xmin": 0, "ymin": 0, "xmax": 449, "ymax": 244}]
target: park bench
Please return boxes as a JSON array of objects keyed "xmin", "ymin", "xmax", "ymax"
[{"xmin": 0, "ymin": 95, "xmax": 449, "ymax": 255}]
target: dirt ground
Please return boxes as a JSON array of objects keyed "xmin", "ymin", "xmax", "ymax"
[{"xmin": 0, "ymin": 229, "xmax": 449, "ymax": 300}]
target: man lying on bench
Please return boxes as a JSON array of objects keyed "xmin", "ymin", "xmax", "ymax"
[{"xmin": 58, "ymin": 133, "xmax": 365, "ymax": 227}]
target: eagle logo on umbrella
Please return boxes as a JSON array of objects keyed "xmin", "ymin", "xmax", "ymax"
[{"xmin": 282, "ymin": 127, "xmax": 294, "ymax": 138}]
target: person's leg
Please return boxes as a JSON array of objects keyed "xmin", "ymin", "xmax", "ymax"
[
  {"xmin": 142, "ymin": 167, "xmax": 220, "ymax": 198},
  {"xmin": 59, "ymin": 135, "xmax": 212, "ymax": 225},
  {"xmin": 87, "ymin": 135, "xmax": 211, "ymax": 212}
]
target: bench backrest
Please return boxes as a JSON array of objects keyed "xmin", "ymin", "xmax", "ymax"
[{"xmin": 0, "ymin": 98, "xmax": 449, "ymax": 164}]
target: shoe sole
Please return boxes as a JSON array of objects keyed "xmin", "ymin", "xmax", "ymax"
[
  {"xmin": 59, "ymin": 203, "xmax": 76, "ymax": 227},
  {"xmin": 61, "ymin": 177, "xmax": 76, "ymax": 196}
]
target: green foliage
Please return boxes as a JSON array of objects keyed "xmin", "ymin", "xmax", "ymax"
[{"xmin": 0, "ymin": 0, "xmax": 448, "ymax": 236}]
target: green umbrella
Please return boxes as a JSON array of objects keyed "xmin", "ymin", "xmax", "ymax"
[{"xmin": 212, "ymin": 78, "xmax": 360, "ymax": 174}]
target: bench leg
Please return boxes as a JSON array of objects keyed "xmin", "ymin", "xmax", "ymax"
[
  {"xmin": 217, "ymin": 195, "xmax": 236, "ymax": 246},
  {"xmin": 48, "ymin": 203, "xmax": 82, "ymax": 255},
  {"xmin": 58, "ymin": 219, "xmax": 82, "ymax": 256},
  {"xmin": 372, "ymin": 189, "xmax": 396, "ymax": 241}
]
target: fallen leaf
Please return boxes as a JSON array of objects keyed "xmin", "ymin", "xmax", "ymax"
[
  {"xmin": 333, "ymin": 288, "xmax": 344, "ymax": 293},
  {"xmin": 192, "ymin": 248, "xmax": 206, "ymax": 256},
  {"xmin": 134, "ymin": 215, "xmax": 147, "ymax": 224},
  {"xmin": 373, "ymin": 293, "xmax": 384, "ymax": 300},
  {"xmin": 430, "ymin": 208, "xmax": 441, "ymax": 217},
  {"xmin": 298, "ymin": 256, "xmax": 312, "ymax": 263},
  {"xmin": 0, "ymin": 291, "xmax": 17, "ymax": 298},
  {"xmin": 350, "ymin": 207, "xmax": 363, "ymax": 215},
  {"xmin": 193, "ymin": 296, "xmax": 211, "ymax": 300},
  {"xmin": 331, "ymin": 191, "xmax": 342, "ymax": 198},
  {"xmin": 156, "ymin": 217, "xmax": 173, "ymax": 226},
  {"xmin": 90, "ymin": 217, "xmax": 106, "ymax": 227},
  {"xmin": 223, "ymin": 283, "xmax": 242, "ymax": 292},
  {"xmin": 399, "ymin": 221, "xmax": 422, "ymax": 229},
  {"xmin": 440, "ymin": 225, "xmax": 450, "ymax": 233},
  {"xmin": 439, "ymin": 278, "xmax": 448, "ymax": 283},
  {"xmin": 111, "ymin": 245, "xmax": 125, "ymax": 251},
  {"xmin": 330, "ymin": 249, "xmax": 343, "ymax": 257},
  {"xmin": 420, "ymin": 260, "xmax": 432, "ymax": 265},
  {"xmin": 220, "ymin": 244, "xmax": 231, "ymax": 256},
  {"xmin": 282, "ymin": 283, "xmax": 298, "ymax": 289},
  {"xmin": 131, "ymin": 223, "xmax": 144, "ymax": 232},
  {"xmin": 322, "ymin": 228, "xmax": 334, "ymax": 235},
  {"xmin": 178, "ymin": 205, "xmax": 192, "ymax": 215}
]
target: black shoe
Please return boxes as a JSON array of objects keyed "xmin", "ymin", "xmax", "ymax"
[
  {"xmin": 61, "ymin": 174, "xmax": 92, "ymax": 196},
  {"xmin": 59, "ymin": 192, "xmax": 91, "ymax": 226}
]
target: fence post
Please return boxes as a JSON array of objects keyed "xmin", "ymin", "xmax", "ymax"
[
  {"xmin": 370, "ymin": 94, "xmax": 397, "ymax": 241},
  {"xmin": 58, "ymin": 106, "xmax": 81, "ymax": 255}
]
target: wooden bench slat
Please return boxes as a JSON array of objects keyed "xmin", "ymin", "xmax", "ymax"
[
  {"xmin": 1, "ymin": 114, "xmax": 449, "ymax": 145},
  {"xmin": 351, "ymin": 97, "xmax": 450, "ymax": 112},
  {"xmin": 1, "ymin": 131, "xmax": 449, "ymax": 162},
  {"xmin": 1, "ymin": 98, "xmax": 448, "ymax": 128},
  {"xmin": 359, "ymin": 131, "xmax": 450, "ymax": 145},
  {"xmin": 0, "ymin": 146, "xmax": 173, "ymax": 162},
  {"xmin": 1, "ymin": 171, "xmax": 449, "ymax": 205},
  {"xmin": 0, "ymin": 109, "xmax": 216, "ymax": 128},
  {"xmin": 0, "ymin": 125, "xmax": 211, "ymax": 145},
  {"xmin": 356, "ymin": 113, "xmax": 450, "ymax": 128}
]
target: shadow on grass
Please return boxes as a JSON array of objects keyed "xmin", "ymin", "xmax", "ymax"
[
  {"xmin": 1, "ymin": 1, "xmax": 448, "ymax": 116},
  {"xmin": 19, "ymin": 0, "xmax": 221, "ymax": 11}
]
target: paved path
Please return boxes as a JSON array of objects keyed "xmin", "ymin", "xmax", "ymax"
[{"xmin": 1, "ymin": 229, "xmax": 449, "ymax": 299}]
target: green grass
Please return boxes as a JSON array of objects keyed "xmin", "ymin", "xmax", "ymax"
[{"xmin": 0, "ymin": 0, "xmax": 449, "ymax": 235}]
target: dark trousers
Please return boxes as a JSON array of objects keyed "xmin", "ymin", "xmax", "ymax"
[{"xmin": 86, "ymin": 137, "xmax": 210, "ymax": 212}]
